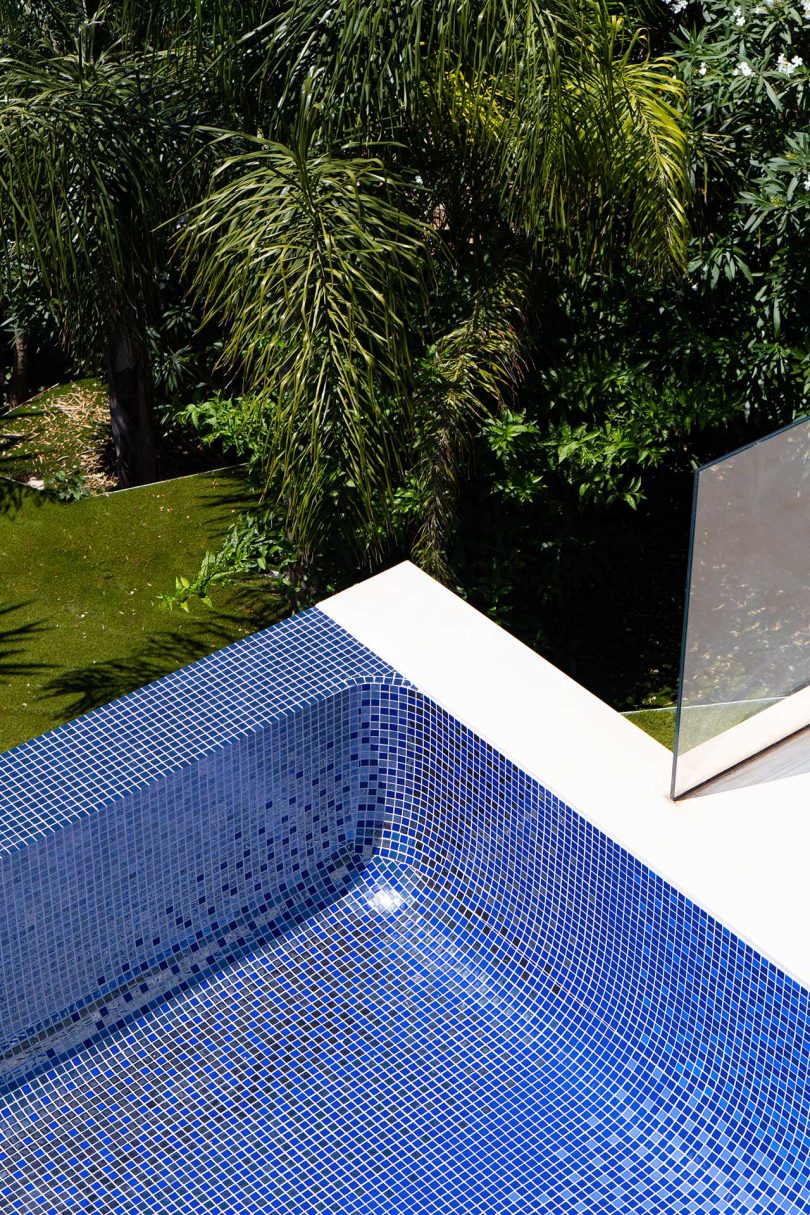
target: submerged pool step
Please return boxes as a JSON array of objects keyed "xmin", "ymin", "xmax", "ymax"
[{"xmin": 0, "ymin": 843, "xmax": 365, "ymax": 1093}]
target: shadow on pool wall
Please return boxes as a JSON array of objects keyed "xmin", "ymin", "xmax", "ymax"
[
  {"xmin": 0, "ymin": 688, "xmax": 378, "ymax": 1086},
  {"xmin": 0, "ymin": 604, "xmax": 809, "ymax": 1210}
]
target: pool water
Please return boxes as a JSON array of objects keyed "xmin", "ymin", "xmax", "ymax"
[{"xmin": 0, "ymin": 614, "xmax": 808, "ymax": 1213}]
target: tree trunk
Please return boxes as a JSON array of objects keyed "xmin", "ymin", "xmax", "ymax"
[
  {"xmin": 105, "ymin": 334, "xmax": 157, "ymax": 487},
  {"xmin": 9, "ymin": 331, "xmax": 28, "ymax": 409}
]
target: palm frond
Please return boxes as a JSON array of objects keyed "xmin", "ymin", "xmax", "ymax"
[
  {"xmin": 500, "ymin": 4, "xmax": 689, "ymax": 270},
  {"xmin": 0, "ymin": 46, "xmax": 203, "ymax": 348},
  {"xmin": 179, "ymin": 134, "xmax": 432, "ymax": 555},
  {"xmin": 412, "ymin": 256, "xmax": 528, "ymax": 579},
  {"xmin": 261, "ymin": 0, "xmax": 688, "ymax": 268}
]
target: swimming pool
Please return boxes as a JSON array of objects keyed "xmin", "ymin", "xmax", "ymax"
[{"xmin": 1, "ymin": 566, "xmax": 808, "ymax": 1213}]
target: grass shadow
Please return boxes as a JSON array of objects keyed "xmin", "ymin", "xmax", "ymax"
[
  {"xmin": 0, "ymin": 601, "xmax": 52, "ymax": 678},
  {"xmin": 0, "ymin": 404, "xmax": 45, "ymax": 486},
  {"xmin": 41, "ymin": 622, "xmax": 249, "ymax": 718},
  {"xmin": 0, "ymin": 475, "xmax": 43, "ymax": 517},
  {"xmin": 224, "ymin": 576, "xmax": 289, "ymax": 631}
]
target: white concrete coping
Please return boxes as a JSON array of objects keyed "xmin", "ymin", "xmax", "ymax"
[{"xmin": 322, "ymin": 561, "xmax": 810, "ymax": 991}]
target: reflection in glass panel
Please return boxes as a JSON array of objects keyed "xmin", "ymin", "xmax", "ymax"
[{"xmin": 671, "ymin": 416, "xmax": 810, "ymax": 798}]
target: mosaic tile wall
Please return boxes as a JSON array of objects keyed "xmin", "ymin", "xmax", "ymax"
[
  {"xmin": 1, "ymin": 606, "xmax": 809, "ymax": 1211},
  {"xmin": 0, "ymin": 611, "xmax": 400, "ymax": 1086}
]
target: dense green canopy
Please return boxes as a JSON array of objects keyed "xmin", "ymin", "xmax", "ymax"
[
  {"xmin": 0, "ymin": 0, "xmax": 687, "ymax": 531},
  {"xmin": 0, "ymin": 0, "xmax": 805, "ymax": 708}
]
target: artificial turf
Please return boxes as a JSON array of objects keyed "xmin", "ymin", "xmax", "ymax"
[
  {"xmin": 624, "ymin": 707, "xmax": 676, "ymax": 749},
  {"xmin": 0, "ymin": 459, "xmax": 677, "ymax": 757},
  {"xmin": 0, "ymin": 468, "xmax": 280, "ymax": 754}
]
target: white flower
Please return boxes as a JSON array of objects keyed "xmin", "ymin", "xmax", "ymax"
[
  {"xmin": 804, "ymin": 176, "xmax": 810, "ymax": 191},
  {"xmin": 698, "ymin": 61, "xmax": 708, "ymax": 75},
  {"xmin": 736, "ymin": 60, "xmax": 754, "ymax": 75},
  {"xmin": 733, "ymin": 5, "xmax": 746, "ymax": 24},
  {"xmin": 777, "ymin": 52, "xmax": 803, "ymax": 74},
  {"xmin": 803, "ymin": 0, "xmax": 810, "ymax": 18}
]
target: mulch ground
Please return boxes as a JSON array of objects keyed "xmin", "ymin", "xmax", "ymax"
[
  {"xmin": 3, "ymin": 379, "xmax": 116, "ymax": 494},
  {"xmin": 3, "ymin": 379, "xmax": 229, "ymax": 494}
]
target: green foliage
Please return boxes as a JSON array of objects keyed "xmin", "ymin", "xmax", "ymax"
[
  {"xmin": 176, "ymin": 393, "xmax": 266, "ymax": 464},
  {"xmin": 44, "ymin": 469, "xmax": 90, "ymax": 501},
  {"xmin": 161, "ymin": 514, "xmax": 302, "ymax": 612},
  {"xmin": 0, "ymin": 0, "xmax": 805, "ymax": 717},
  {"xmin": 168, "ymin": 0, "xmax": 690, "ymax": 592},
  {"xmin": 180, "ymin": 136, "xmax": 431, "ymax": 559},
  {"xmin": 0, "ymin": 40, "xmax": 200, "ymax": 356},
  {"xmin": 404, "ymin": 258, "xmax": 527, "ymax": 579},
  {"xmin": 441, "ymin": 0, "xmax": 810, "ymax": 710},
  {"xmin": 264, "ymin": 0, "xmax": 691, "ymax": 257},
  {"xmin": 673, "ymin": 0, "xmax": 810, "ymax": 421},
  {"xmin": 0, "ymin": 0, "xmax": 693, "ymax": 580},
  {"xmin": 0, "ymin": 0, "xmax": 703, "ymax": 708}
]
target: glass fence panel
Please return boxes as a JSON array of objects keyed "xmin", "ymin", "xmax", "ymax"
[{"xmin": 672, "ymin": 415, "xmax": 810, "ymax": 798}]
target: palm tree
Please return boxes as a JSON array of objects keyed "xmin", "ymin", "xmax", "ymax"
[
  {"xmin": 0, "ymin": 1, "xmax": 224, "ymax": 484},
  {"xmin": 180, "ymin": 132, "xmax": 431, "ymax": 569},
  {"xmin": 178, "ymin": 0, "xmax": 689, "ymax": 577},
  {"xmin": 0, "ymin": 0, "xmax": 690, "ymax": 559}
]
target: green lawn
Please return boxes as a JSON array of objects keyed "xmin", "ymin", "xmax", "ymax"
[
  {"xmin": 0, "ymin": 469, "xmax": 280, "ymax": 754},
  {"xmin": 0, "ymin": 462, "xmax": 678, "ymax": 757},
  {"xmin": 625, "ymin": 707, "xmax": 676, "ymax": 749}
]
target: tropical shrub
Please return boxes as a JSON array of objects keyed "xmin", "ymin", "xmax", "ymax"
[
  {"xmin": 450, "ymin": 0, "xmax": 810, "ymax": 703},
  {"xmin": 169, "ymin": 0, "xmax": 691, "ymax": 597}
]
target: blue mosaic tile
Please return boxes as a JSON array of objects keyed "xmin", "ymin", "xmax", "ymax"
[
  {"xmin": 0, "ymin": 607, "xmax": 398, "ymax": 854},
  {"xmin": 0, "ymin": 608, "xmax": 809, "ymax": 1212}
]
